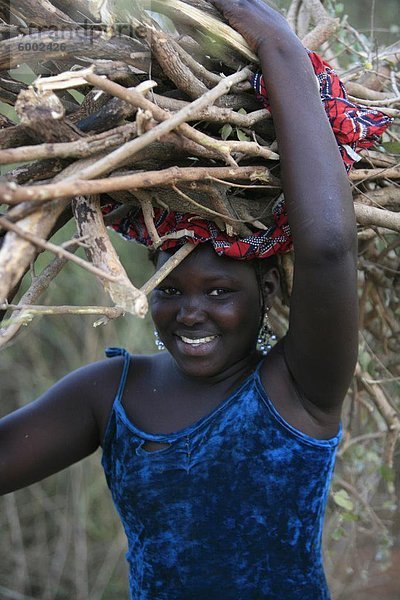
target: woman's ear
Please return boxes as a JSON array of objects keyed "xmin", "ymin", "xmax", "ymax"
[{"xmin": 261, "ymin": 266, "xmax": 280, "ymax": 306}]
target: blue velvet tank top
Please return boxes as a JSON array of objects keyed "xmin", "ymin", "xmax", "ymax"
[{"xmin": 101, "ymin": 348, "xmax": 341, "ymax": 599}]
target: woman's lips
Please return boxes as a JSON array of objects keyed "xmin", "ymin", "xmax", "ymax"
[
  {"xmin": 180, "ymin": 335, "xmax": 218, "ymax": 346},
  {"xmin": 174, "ymin": 334, "xmax": 220, "ymax": 356}
]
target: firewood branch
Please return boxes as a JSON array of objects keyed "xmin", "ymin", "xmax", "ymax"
[{"xmin": 71, "ymin": 195, "xmax": 148, "ymax": 317}]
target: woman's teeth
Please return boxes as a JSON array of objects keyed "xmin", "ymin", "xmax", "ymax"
[{"xmin": 180, "ymin": 335, "xmax": 217, "ymax": 346}]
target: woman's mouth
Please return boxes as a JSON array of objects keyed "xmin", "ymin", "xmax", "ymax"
[
  {"xmin": 174, "ymin": 334, "xmax": 220, "ymax": 356},
  {"xmin": 179, "ymin": 335, "xmax": 218, "ymax": 346}
]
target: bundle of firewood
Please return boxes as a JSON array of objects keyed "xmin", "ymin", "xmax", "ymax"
[{"xmin": 0, "ymin": 0, "xmax": 399, "ymax": 458}]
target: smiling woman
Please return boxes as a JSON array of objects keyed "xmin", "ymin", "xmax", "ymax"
[
  {"xmin": 0, "ymin": 0, "xmax": 385, "ymax": 598},
  {"xmin": 150, "ymin": 245, "xmax": 277, "ymax": 380}
]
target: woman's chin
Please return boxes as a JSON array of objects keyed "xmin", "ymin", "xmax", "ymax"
[{"xmin": 166, "ymin": 337, "xmax": 258, "ymax": 381}]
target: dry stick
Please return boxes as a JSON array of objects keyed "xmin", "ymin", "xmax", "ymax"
[
  {"xmin": 152, "ymin": 95, "xmax": 271, "ymax": 126},
  {"xmin": 370, "ymin": 284, "xmax": 399, "ymax": 333},
  {"xmin": 350, "ymin": 167, "xmax": 400, "ymax": 182},
  {"xmin": 38, "ymin": 67, "xmax": 269, "ymax": 168},
  {"xmin": 173, "ymin": 38, "xmax": 223, "ymax": 88},
  {"xmin": 0, "ymin": 242, "xmax": 79, "ymax": 347},
  {"xmin": 0, "ymin": 304, "xmax": 124, "ymax": 319},
  {"xmin": 296, "ymin": 0, "xmax": 312, "ymax": 39},
  {"xmin": 0, "ymin": 29, "xmax": 150, "ymax": 72},
  {"xmin": 160, "ymin": 130, "xmax": 236, "ymax": 163},
  {"xmin": 84, "ymin": 71, "xmax": 246, "ymax": 167},
  {"xmin": 287, "ymin": 0, "xmax": 302, "ymax": 30},
  {"xmin": 337, "ymin": 432, "xmax": 386, "ymax": 457},
  {"xmin": 3, "ymin": 495, "xmax": 30, "ymax": 594},
  {"xmin": 351, "ymin": 181, "xmax": 400, "ymax": 212},
  {"xmin": 149, "ymin": 28, "xmax": 210, "ymax": 101},
  {"xmin": 346, "ymin": 82, "xmax": 396, "ymax": 101},
  {"xmin": 141, "ymin": 243, "xmax": 196, "ymax": 296},
  {"xmin": 0, "ymin": 71, "xmax": 251, "ymax": 301},
  {"xmin": 8, "ymin": 0, "xmax": 76, "ymax": 27},
  {"xmin": 302, "ymin": 0, "xmax": 341, "ymax": 49},
  {"xmin": 301, "ymin": 19, "xmax": 339, "ymax": 50},
  {"xmin": 333, "ymin": 478, "xmax": 387, "ymax": 533},
  {"xmin": 348, "ymin": 95, "xmax": 400, "ymax": 107},
  {"xmin": 72, "ymin": 195, "xmax": 148, "ymax": 317},
  {"xmin": 224, "ymin": 140, "xmax": 278, "ymax": 161},
  {"xmin": 154, "ymin": 26, "xmax": 251, "ymax": 94},
  {"xmin": 0, "ymin": 122, "xmax": 139, "ymax": 165},
  {"xmin": 344, "ymin": 22, "xmax": 372, "ymax": 58},
  {"xmin": 357, "ymin": 366, "xmax": 400, "ymax": 468},
  {"xmin": 303, "ymin": 0, "xmax": 332, "ymax": 22},
  {"xmin": 139, "ymin": 0, "xmax": 258, "ymax": 63},
  {"xmin": 0, "ymin": 217, "xmax": 121, "ymax": 284},
  {"xmin": 171, "ymin": 184, "xmax": 253, "ymax": 225},
  {"xmin": 132, "ymin": 191, "xmax": 162, "ymax": 246},
  {"xmin": 76, "ymin": 67, "xmax": 251, "ymax": 182},
  {"xmin": 359, "ymin": 149, "xmax": 399, "ymax": 169},
  {"xmin": 0, "ymin": 166, "xmax": 276, "ymax": 205},
  {"xmin": 0, "ymin": 104, "xmax": 270, "ymax": 166},
  {"xmin": 354, "ymin": 203, "xmax": 400, "ymax": 233},
  {"xmin": 0, "ymin": 155, "xmax": 102, "ymax": 303}
]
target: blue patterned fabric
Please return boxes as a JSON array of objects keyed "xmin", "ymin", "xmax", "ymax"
[{"xmin": 102, "ymin": 348, "xmax": 341, "ymax": 599}]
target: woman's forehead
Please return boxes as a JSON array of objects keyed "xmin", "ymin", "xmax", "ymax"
[{"xmin": 156, "ymin": 244, "xmax": 257, "ymax": 280}]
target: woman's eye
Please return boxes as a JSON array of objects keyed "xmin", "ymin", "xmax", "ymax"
[
  {"xmin": 158, "ymin": 287, "xmax": 181, "ymax": 296},
  {"xmin": 209, "ymin": 288, "xmax": 230, "ymax": 296}
]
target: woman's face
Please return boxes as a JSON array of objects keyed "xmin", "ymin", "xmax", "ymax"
[{"xmin": 151, "ymin": 244, "xmax": 264, "ymax": 379}]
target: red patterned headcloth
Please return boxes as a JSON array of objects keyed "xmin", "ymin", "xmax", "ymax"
[
  {"xmin": 253, "ymin": 51, "xmax": 392, "ymax": 171},
  {"xmin": 103, "ymin": 50, "xmax": 392, "ymax": 260}
]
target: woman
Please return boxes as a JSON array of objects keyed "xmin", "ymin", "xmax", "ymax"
[{"xmin": 0, "ymin": 0, "xmax": 365, "ymax": 597}]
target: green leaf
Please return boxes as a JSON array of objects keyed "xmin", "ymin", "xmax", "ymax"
[
  {"xmin": 359, "ymin": 350, "xmax": 371, "ymax": 372},
  {"xmin": 68, "ymin": 89, "xmax": 85, "ymax": 104},
  {"xmin": 331, "ymin": 527, "xmax": 345, "ymax": 541},
  {"xmin": 236, "ymin": 128, "xmax": 251, "ymax": 142},
  {"xmin": 220, "ymin": 123, "xmax": 233, "ymax": 141},
  {"xmin": 380, "ymin": 465, "xmax": 395, "ymax": 483},
  {"xmin": 333, "ymin": 489, "xmax": 354, "ymax": 512},
  {"xmin": 381, "ymin": 141, "xmax": 400, "ymax": 154},
  {"xmin": 238, "ymin": 108, "xmax": 247, "ymax": 115},
  {"xmin": 342, "ymin": 511, "xmax": 358, "ymax": 522}
]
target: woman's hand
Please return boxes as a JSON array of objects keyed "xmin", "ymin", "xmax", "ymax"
[{"xmin": 210, "ymin": 0, "xmax": 292, "ymax": 53}]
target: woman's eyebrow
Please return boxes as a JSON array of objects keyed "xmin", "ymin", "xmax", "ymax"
[
  {"xmin": 203, "ymin": 275, "xmax": 242, "ymax": 285},
  {"xmin": 161, "ymin": 272, "xmax": 243, "ymax": 285}
]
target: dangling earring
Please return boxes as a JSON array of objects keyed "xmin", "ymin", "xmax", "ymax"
[
  {"xmin": 257, "ymin": 309, "xmax": 277, "ymax": 356},
  {"xmin": 154, "ymin": 330, "xmax": 166, "ymax": 351}
]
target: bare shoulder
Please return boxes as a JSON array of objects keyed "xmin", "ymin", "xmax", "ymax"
[
  {"xmin": 260, "ymin": 340, "xmax": 342, "ymax": 440},
  {"xmin": 63, "ymin": 351, "xmax": 161, "ymax": 437},
  {"xmin": 0, "ymin": 351, "xmax": 160, "ymax": 494}
]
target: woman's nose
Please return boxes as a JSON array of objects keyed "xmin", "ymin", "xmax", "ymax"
[{"xmin": 176, "ymin": 300, "xmax": 206, "ymax": 326}]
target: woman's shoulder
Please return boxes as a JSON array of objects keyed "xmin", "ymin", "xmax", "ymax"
[
  {"xmin": 74, "ymin": 350, "xmax": 163, "ymax": 439},
  {"xmin": 75, "ymin": 349, "xmax": 158, "ymax": 379},
  {"xmin": 72, "ymin": 350, "xmax": 160, "ymax": 403}
]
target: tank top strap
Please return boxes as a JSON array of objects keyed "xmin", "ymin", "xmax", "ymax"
[{"xmin": 105, "ymin": 347, "xmax": 131, "ymax": 404}]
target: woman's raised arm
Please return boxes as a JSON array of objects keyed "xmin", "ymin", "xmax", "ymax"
[
  {"xmin": 0, "ymin": 357, "xmax": 122, "ymax": 495},
  {"xmin": 211, "ymin": 0, "xmax": 358, "ymax": 413}
]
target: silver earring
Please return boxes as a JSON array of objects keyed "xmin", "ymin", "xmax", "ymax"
[
  {"xmin": 154, "ymin": 330, "xmax": 165, "ymax": 351},
  {"xmin": 257, "ymin": 310, "xmax": 276, "ymax": 356}
]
